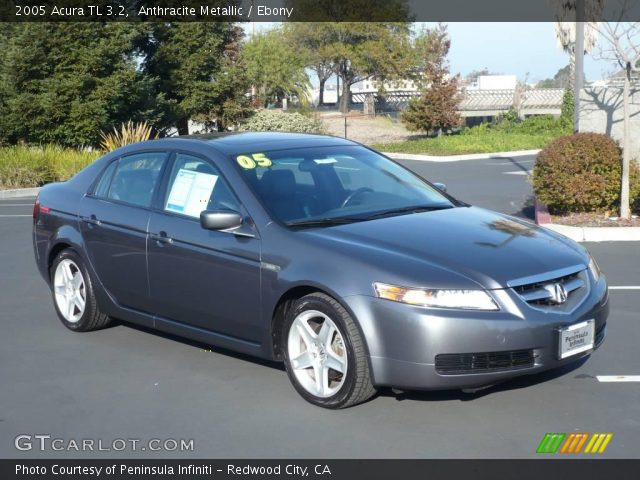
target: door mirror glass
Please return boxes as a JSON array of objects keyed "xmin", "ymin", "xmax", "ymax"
[{"xmin": 200, "ymin": 210, "xmax": 243, "ymax": 231}]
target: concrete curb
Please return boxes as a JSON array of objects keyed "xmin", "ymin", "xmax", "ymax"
[
  {"xmin": 541, "ymin": 223, "xmax": 640, "ymax": 242},
  {"xmin": 0, "ymin": 187, "xmax": 40, "ymax": 199},
  {"xmin": 382, "ymin": 149, "xmax": 541, "ymax": 162},
  {"xmin": 535, "ymin": 199, "xmax": 640, "ymax": 242}
]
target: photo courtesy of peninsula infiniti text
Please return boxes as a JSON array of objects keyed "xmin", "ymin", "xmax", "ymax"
[{"xmin": 32, "ymin": 132, "xmax": 609, "ymax": 408}]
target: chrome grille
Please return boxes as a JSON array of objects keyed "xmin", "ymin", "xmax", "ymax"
[{"xmin": 510, "ymin": 267, "xmax": 589, "ymax": 312}]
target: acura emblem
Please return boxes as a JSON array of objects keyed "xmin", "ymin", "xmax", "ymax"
[{"xmin": 544, "ymin": 283, "xmax": 568, "ymax": 304}]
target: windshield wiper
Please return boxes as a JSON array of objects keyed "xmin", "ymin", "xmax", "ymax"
[
  {"xmin": 286, "ymin": 217, "xmax": 366, "ymax": 228},
  {"xmin": 359, "ymin": 204, "xmax": 454, "ymax": 220}
]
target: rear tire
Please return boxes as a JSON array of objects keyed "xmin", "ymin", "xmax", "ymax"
[
  {"xmin": 282, "ymin": 292, "xmax": 376, "ymax": 408},
  {"xmin": 50, "ymin": 249, "xmax": 111, "ymax": 332}
]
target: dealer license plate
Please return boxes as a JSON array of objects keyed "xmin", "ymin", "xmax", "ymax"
[{"xmin": 558, "ymin": 320, "xmax": 595, "ymax": 359}]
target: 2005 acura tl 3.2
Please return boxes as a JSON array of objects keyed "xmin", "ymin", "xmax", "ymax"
[{"xmin": 32, "ymin": 133, "xmax": 609, "ymax": 408}]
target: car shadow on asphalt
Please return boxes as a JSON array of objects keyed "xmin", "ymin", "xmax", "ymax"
[
  {"xmin": 379, "ymin": 357, "xmax": 589, "ymax": 403},
  {"xmin": 119, "ymin": 322, "xmax": 286, "ymax": 372}
]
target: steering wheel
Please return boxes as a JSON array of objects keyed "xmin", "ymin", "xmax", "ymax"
[{"xmin": 341, "ymin": 187, "xmax": 374, "ymax": 208}]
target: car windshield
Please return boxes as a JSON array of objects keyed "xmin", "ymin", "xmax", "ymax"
[{"xmin": 234, "ymin": 145, "xmax": 455, "ymax": 226}]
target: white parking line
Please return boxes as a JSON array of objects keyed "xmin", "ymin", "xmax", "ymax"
[
  {"xmin": 503, "ymin": 170, "xmax": 532, "ymax": 175},
  {"xmin": 609, "ymin": 286, "xmax": 640, "ymax": 290},
  {"xmin": 0, "ymin": 214, "xmax": 31, "ymax": 217},
  {"xmin": 0, "ymin": 204, "xmax": 33, "ymax": 206},
  {"xmin": 597, "ymin": 376, "xmax": 640, "ymax": 382}
]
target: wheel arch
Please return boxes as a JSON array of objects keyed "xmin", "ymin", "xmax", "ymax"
[{"xmin": 269, "ymin": 285, "xmax": 372, "ymax": 363}]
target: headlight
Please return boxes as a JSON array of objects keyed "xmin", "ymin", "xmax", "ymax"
[
  {"xmin": 373, "ymin": 283, "xmax": 499, "ymax": 311},
  {"xmin": 588, "ymin": 255, "xmax": 601, "ymax": 282}
]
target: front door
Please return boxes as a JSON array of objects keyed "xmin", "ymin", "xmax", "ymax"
[{"xmin": 147, "ymin": 153, "xmax": 262, "ymax": 342}]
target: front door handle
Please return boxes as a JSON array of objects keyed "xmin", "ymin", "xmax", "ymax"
[
  {"xmin": 81, "ymin": 214, "xmax": 101, "ymax": 227},
  {"xmin": 150, "ymin": 231, "xmax": 173, "ymax": 245}
]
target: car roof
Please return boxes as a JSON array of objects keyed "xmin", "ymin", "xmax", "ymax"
[{"xmin": 171, "ymin": 132, "xmax": 359, "ymax": 154}]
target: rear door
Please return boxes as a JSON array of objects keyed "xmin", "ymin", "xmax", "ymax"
[
  {"xmin": 79, "ymin": 151, "xmax": 168, "ymax": 313},
  {"xmin": 146, "ymin": 152, "xmax": 262, "ymax": 341}
]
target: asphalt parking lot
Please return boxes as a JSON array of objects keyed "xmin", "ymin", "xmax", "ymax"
[{"xmin": 1, "ymin": 154, "xmax": 639, "ymax": 459}]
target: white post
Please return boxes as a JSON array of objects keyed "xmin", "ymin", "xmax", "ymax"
[{"xmin": 574, "ymin": 0, "xmax": 585, "ymax": 133}]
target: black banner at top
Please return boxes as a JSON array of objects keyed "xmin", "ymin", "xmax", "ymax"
[{"xmin": 2, "ymin": 0, "xmax": 640, "ymax": 22}]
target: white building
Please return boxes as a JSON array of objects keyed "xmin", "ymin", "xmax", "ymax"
[{"xmin": 467, "ymin": 75, "xmax": 517, "ymax": 91}]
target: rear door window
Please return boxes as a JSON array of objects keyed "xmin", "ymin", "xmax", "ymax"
[{"xmin": 103, "ymin": 152, "xmax": 167, "ymax": 208}]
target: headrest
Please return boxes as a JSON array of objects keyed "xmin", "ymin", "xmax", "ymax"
[{"xmin": 261, "ymin": 169, "xmax": 296, "ymax": 198}]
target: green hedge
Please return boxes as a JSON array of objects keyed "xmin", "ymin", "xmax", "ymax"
[
  {"xmin": 532, "ymin": 133, "xmax": 640, "ymax": 214},
  {"xmin": 239, "ymin": 110, "xmax": 325, "ymax": 134},
  {"xmin": 0, "ymin": 145, "xmax": 99, "ymax": 189}
]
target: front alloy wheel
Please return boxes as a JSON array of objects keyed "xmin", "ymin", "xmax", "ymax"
[
  {"xmin": 283, "ymin": 292, "xmax": 376, "ymax": 408},
  {"xmin": 288, "ymin": 310, "xmax": 348, "ymax": 398}
]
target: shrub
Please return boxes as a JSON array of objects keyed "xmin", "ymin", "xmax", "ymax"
[
  {"xmin": 100, "ymin": 121, "xmax": 156, "ymax": 152},
  {"xmin": 532, "ymin": 133, "xmax": 640, "ymax": 214},
  {"xmin": 239, "ymin": 110, "xmax": 325, "ymax": 134},
  {"xmin": 0, "ymin": 145, "xmax": 99, "ymax": 189}
]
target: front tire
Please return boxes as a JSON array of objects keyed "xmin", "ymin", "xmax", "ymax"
[
  {"xmin": 283, "ymin": 293, "xmax": 376, "ymax": 408},
  {"xmin": 50, "ymin": 249, "xmax": 111, "ymax": 332}
]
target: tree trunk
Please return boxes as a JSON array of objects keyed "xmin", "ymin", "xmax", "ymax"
[
  {"xmin": 620, "ymin": 63, "xmax": 631, "ymax": 219},
  {"xmin": 339, "ymin": 79, "xmax": 351, "ymax": 114},
  {"xmin": 318, "ymin": 78, "xmax": 326, "ymax": 106},
  {"xmin": 177, "ymin": 117, "xmax": 189, "ymax": 136}
]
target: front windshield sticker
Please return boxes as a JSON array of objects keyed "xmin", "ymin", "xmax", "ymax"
[
  {"xmin": 313, "ymin": 158, "xmax": 337, "ymax": 164},
  {"xmin": 166, "ymin": 169, "xmax": 218, "ymax": 218},
  {"xmin": 236, "ymin": 153, "xmax": 273, "ymax": 169}
]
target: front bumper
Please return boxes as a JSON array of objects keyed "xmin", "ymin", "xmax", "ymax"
[{"xmin": 343, "ymin": 276, "xmax": 609, "ymax": 390}]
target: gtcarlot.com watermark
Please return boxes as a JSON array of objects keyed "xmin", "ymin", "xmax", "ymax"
[{"xmin": 15, "ymin": 434, "xmax": 194, "ymax": 453}]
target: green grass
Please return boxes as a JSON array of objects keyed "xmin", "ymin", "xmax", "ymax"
[
  {"xmin": 0, "ymin": 145, "xmax": 100, "ymax": 189},
  {"xmin": 373, "ymin": 131, "xmax": 562, "ymax": 156},
  {"xmin": 373, "ymin": 115, "xmax": 572, "ymax": 156}
]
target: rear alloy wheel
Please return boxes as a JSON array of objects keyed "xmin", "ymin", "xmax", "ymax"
[
  {"xmin": 283, "ymin": 293, "xmax": 376, "ymax": 408},
  {"xmin": 51, "ymin": 249, "xmax": 111, "ymax": 331}
]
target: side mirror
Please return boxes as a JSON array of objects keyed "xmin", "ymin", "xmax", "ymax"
[
  {"xmin": 433, "ymin": 182, "xmax": 447, "ymax": 193},
  {"xmin": 200, "ymin": 210, "xmax": 243, "ymax": 231}
]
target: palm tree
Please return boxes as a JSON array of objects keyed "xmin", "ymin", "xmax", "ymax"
[{"xmin": 554, "ymin": 21, "xmax": 599, "ymax": 91}]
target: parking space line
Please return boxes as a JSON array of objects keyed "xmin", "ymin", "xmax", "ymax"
[
  {"xmin": 609, "ymin": 286, "xmax": 640, "ymax": 290},
  {"xmin": 597, "ymin": 376, "xmax": 640, "ymax": 382},
  {"xmin": 0, "ymin": 214, "xmax": 31, "ymax": 217},
  {"xmin": 0, "ymin": 204, "xmax": 33, "ymax": 206}
]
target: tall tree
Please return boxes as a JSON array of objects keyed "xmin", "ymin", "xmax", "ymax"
[
  {"xmin": 285, "ymin": 23, "xmax": 335, "ymax": 106},
  {"xmin": 553, "ymin": 1, "xmax": 601, "ymax": 88},
  {"xmin": 284, "ymin": 0, "xmax": 414, "ymax": 113},
  {"xmin": 536, "ymin": 65, "xmax": 572, "ymax": 88},
  {"xmin": 596, "ymin": 20, "xmax": 640, "ymax": 219},
  {"xmin": 140, "ymin": 22, "xmax": 247, "ymax": 134},
  {"xmin": 0, "ymin": 23, "xmax": 165, "ymax": 147},
  {"xmin": 401, "ymin": 24, "xmax": 462, "ymax": 135},
  {"xmin": 242, "ymin": 27, "xmax": 311, "ymax": 108},
  {"xmin": 323, "ymin": 22, "xmax": 415, "ymax": 113}
]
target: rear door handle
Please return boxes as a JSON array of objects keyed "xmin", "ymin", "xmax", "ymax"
[{"xmin": 150, "ymin": 231, "xmax": 173, "ymax": 245}]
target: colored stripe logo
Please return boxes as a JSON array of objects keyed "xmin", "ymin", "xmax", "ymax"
[{"xmin": 537, "ymin": 433, "xmax": 613, "ymax": 454}]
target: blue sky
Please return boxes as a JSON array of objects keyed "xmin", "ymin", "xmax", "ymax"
[
  {"xmin": 441, "ymin": 23, "xmax": 611, "ymax": 83},
  {"xmin": 249, "ymin": 22, "xmax": 618, "ymax": 85}
]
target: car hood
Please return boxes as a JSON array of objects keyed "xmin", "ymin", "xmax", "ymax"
[{"xmin": 302, "ymin": 206, "xmax": 588, "ymax": 289}]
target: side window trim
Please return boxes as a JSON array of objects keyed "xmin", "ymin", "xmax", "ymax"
[{"xmin": 88, "ymin": 157, "xmax": 120, "ymax": 197}]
